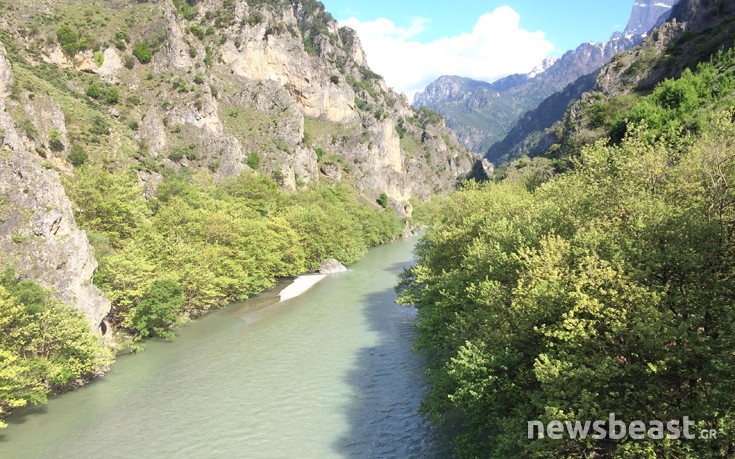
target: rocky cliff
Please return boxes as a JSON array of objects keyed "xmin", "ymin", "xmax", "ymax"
[
  {"xmin": 0, "ymin": 0, "xmax": 474, "ymax": 327},
  {"xmin": 1, "ymin": 0, "xmax": 471, "ymax": 204},
  {"xmin": 0, "ymin": 44, "xmax": 110, "ymax": 332},
  {"xmin": 624, "ymin": 0, "xmax": 678, "ymax": 35}
]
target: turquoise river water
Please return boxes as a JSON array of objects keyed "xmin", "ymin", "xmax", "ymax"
[{"xmin": 0, "ymin": 237, "xmax": 446, "ymax": 458}]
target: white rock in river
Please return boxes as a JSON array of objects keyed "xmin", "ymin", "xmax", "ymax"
[{"xmin": 319, "ymin": 258, "xmax": 348, "ymax": 274}]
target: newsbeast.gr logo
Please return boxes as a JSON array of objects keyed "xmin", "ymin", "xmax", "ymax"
[{"xmin": 528, "ymin": 413, "xmax": 718, "ymax": 441}]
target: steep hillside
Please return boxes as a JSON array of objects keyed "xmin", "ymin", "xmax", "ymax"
[
  {"xmin": 549, "ymin": 0, "xmax": 735, "ymax": 161},
  {"xmin": 415, "ymin": 0, "xmax": 678, "ymax": 156},
  {"xmin": 0, "ymin": 0, "xmax": 472, "ymax": 205},
  {"xmin": 0, "ymin": 0, "xmax": 474, "ymax": 329}
]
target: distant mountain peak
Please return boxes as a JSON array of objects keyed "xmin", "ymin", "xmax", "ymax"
[
  {"xmin": 528, "ymin": 57, "xmax": 559, "ymax": 79},
  {"xmin": 624, "ymin": 0, "xmax": 679, "ymax": 35}
]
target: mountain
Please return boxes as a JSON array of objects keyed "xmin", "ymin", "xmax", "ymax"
[
  {"xmin": 0, "ymin": 0, "xmax": 474, "ymax": 332},
  {"xmin": 414, "ymin": 0, "xmax": 679, "ymax": 155},
  {"xmin": 547, "ymin": 0, "xmax": 735, "ymax": 161},
  {"xmin": 624, "ymin": 0, "xmax": 677, "ymax": 35}
]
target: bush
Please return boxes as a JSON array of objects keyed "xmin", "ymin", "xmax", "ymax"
[
  {"xmin": 246, "ymin": 151, "xmax": 260, "ymax": 170},
  {"xmin": 377, "ymin": 192, "xmax": 389, "ymax": 208},
  {"xmin": 187, "ymin": 24, "xmax": 205, "ymax": 40},
  {"xmin": 86, "ymin": 81, "xmax": 101, "ymax": 99},
  {"xmin": 48, "ymin": 130, "xmax": 64, "ymax": 152},
  {"xmin": 105, "ymin": 87, "xmax": 119, "ymax": 105},
  {"xmin": 68, "ymin": 145, "xmax": 88, "ymax": 167},
  {"xmin": 57, "ymin": 25, "xmax": 80, "ymax": 56},
  {"xmin": 114, "ymin": 29, "xmax": 130, "ymax": 50},
  {"xmin": 123, "ymin": 54, "xmax": 135, "ymax": 69},
  {"xmin": 168, "ymin": 149, "xmax": 185, "ymax": 162},
  {"xmin": 93, "ymin": 50, "xmax": 104, "ymax": 67},
  {"xmin": 132, "ymin": 42, "xmax": 153, "ymax": 64}
]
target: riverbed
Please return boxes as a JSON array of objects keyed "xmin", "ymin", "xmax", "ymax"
[{"xmin": 0, "ymin": 237, "xmax": 446, "ymax": 458}]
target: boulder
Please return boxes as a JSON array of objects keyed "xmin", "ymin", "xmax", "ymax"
[{"xmin": 319, "ymin": 258, "xmax": 347, "ymax": 274}]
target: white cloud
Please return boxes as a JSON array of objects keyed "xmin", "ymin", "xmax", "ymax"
[{"xmin": 341, "ymin": 6, "xmax": 555, "ymax": 100}]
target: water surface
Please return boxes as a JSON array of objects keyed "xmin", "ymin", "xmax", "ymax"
[{"xmin": 0, "ymin": 237, "xmax": 443, "ymax": 458}]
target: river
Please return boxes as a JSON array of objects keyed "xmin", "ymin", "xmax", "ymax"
[{"xmin": 0, "ymin": 236, "xmax": 445, "ymax": 458}]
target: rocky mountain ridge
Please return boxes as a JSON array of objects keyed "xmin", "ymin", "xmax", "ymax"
[
  {"xmin": 414, "ymin": 0, "xmax": 679, "ymax": 156},
  {"xmin": 547, "ymin": 0, "xmax": 735, "ymax": 161},
  {"xmin": 0, "ymin": 0, "xmax": 474, "ymax": 328}
]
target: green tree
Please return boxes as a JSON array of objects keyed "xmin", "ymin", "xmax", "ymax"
[
  {"xmin": 65, "ymin": 167, "xmax": 149, "ymax": 247},
  {"xmin": 131, "ymin": 279, "xmax": 184, "ymax": 339}
]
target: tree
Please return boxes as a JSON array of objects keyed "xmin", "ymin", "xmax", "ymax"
[{"xmin": 130, "ymin": 279, "xmax": 184, "ymax": 339}]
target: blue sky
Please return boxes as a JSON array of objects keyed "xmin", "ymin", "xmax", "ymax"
[
  {"xmin": 320, "ymin": 1, "xmax": 636, "ymax": 98},
  {"xmin": 322, "ymin": 1, "xmax": 633, "ymax": 57}
]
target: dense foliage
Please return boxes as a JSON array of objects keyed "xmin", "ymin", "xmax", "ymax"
[
  {"xmin": 399, "ymin": 51, "xmax": 735, "ymax": 457},
  {"xmin": 0, "ymin": 271, "xmax": 111, "ymax": 428},
  {"xmin": 66, "ymin": 169, "xmax": 403, "ymax": 340}
]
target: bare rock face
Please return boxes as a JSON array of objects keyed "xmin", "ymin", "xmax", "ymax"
[
  {"xmin": 0, "ymin": 44, "xmax": 110, "ymax": 332},
  {"xmin": 318, "ymin": 258, "xmax": 347, "ymax": 274}
]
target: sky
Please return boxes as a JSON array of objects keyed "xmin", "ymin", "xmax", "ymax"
[{"xmin": 320, "ymin": 1, "xmax": 635, "ymax": 99}]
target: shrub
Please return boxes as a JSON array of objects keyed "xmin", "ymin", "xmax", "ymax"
[
  {"xmin": 114, "ymin": 29, "xmax": 130, "ymax": 49},
  {"xmin": 68, "ymin": 144, "xmax": 89, "ymax": 167},
  {"xmin": 48, "ymin": 130, "xmax": 64, "ymax": 151},
  {"xmin": 86, "ymin": 81, "xmax": 101, "ymax": 99},
  {"xmin": 246, "ymin": 151, "xmax": 260, "ymax": 170},
  {"xmin": 90, "ymin": 116, "xmax": 110, "ymax": 136},
  {"xmin": 132, "ymin": 42, "xmax": 153, "ymax": 64},
  {"xmin": 93, "ymin": 50, "xmax": 104, "ymax": 67},
  {"xmin": 123, "ymin": 54, "xmax": 135, "ymax": 69},
  {"xmin": 377, "ymin": 192, "xmax": 389, "ymax": 208},
  {"xmin": 57, "ymin": 25, "xmax": 80, "ymax": 56},
  {"xmin": 187, "ymin": 24, "xmax": 205, "ymax": 40},
  {"xmin": 105, "ymin": 87, "xmax": 119, "ymax": 105},
  {"xmin": 168, "ymin": 149, "xmax": 185, "ymax": 162}
]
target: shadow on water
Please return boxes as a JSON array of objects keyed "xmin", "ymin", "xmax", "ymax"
[
  {"xmin": 333, "ymin": 260, "xmax": 451, "ymax": 459},
  {"xmin": 0, "ymin": 405, "xmax": 48, "ymax": 442}
]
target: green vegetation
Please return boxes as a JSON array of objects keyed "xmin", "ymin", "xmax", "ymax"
[
  {"xmin": 0, "ymin": 270, "xmax": 111, "ymax": 428},
  {"xmin": 398, "ymin": 48, "xmax": 735, "ymax": 458},
  {"xmin": 66, "ymin": 169, "xmax": 402, "ymax": 343},
  {"xmin": 86, "ymin": 81, "xmax": 101, "ymax": 99},
  {"xmin": 48, "ymin": 129, "xmax": 64, "ymax": 152},
  {"xmin": 132, "ymin": 41, "xmax": 153, "ymax": 64},
  {"xmin": 67, "ymin": 145, "xmax": 88, "ymax": 167},
  {"xmin": 93, "ymin": 50, "xmax": 104, "ymax": 67},
  {"xmin": 377, "ymin": 192, "xmax": 389, "ymax": 209},
  {"xmin": 172, "ymin": 0, "xmax": 195, "ymax": 20},
  {"xmin": 246, "ymin": 151, "xmax": 260, "ymax": 170},
  {"xmin": 56, "ymin": 25, "xmax": 87, "ymax": 56},
  {"xmin": 610, "ymin": 51, "xmax": 735, "ymax": 143}
]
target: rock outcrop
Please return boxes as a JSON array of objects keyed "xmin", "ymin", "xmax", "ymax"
[
  {"xmin": 0, "ymin": 44, "xmax": 110, "ymax": 331},
  {"xmin": 318, "ymin": 258, "xmax": 347, "ymax": 274}
]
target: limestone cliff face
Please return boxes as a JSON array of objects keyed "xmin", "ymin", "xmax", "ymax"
[
  {"xmin": 13, "ymin": 0, "xmax": 472, "ymax": 208},
  {"xmin": 0, "ymin": 44, "xmax": 110, "ymax": 331}
]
